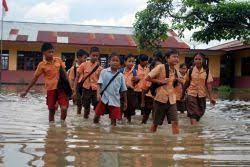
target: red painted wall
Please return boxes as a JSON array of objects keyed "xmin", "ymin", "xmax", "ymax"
[
  {"xmin": 234, "ymin": 76, "xmax": 250, "ymax": 88},
  {"xmin": 1, "ymin": 70, "xmax": 44, "ymax": 84},
  {"xmin": 213, "ymin": 78, "xmax": 220, "ymax": 87}
]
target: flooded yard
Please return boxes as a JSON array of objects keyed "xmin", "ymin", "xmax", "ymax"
[{"xmin": 0, "ymin": 85, "xmax": 250, "ymax": 166}]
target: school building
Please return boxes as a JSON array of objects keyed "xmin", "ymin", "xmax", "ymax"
[{"xmin": 0, "ymin": 21, "xmax": 249, "ymax": 88}]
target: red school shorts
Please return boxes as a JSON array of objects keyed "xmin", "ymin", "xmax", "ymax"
[
  {"xmin": 95, "ymin": 101, "xmax": 122, "ymax": 120},
  {"xmin": 46, "ymin": 89, "xmax": 69, "ymax": 110}
]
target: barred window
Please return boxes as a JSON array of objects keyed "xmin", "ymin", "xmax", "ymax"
[{"xmin": 17, "ymin": 51, "xmax": 42, "ymax": 70}]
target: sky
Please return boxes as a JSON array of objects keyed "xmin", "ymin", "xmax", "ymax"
[{"xmin": 2, "ymin": 0, "xmax": 229, "ymax": 49}]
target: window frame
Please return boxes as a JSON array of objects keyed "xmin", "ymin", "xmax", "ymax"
[
  {"xmin": 241, "ymin": 57, "xmax": 250, "ymax": 76},
  {"xmin": 1, "ymin": 50, "xmax": 9, "ymax": 70},
  {"xmin": 17, "ymin": 51, "xmax": 43, "ymax": 71}
]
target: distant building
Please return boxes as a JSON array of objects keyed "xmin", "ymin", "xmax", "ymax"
[
  {"xmin": 0, "ymin": 21, "xmax": 249, "ymax": 88},
  {"xmin": 208, "ymin": 40, "xmax": 250, "ymax": 88}
]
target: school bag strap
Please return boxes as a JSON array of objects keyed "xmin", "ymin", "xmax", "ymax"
[
  {"xmin": 165, "ymin": 63, "xmax": 179, "ymax": 87},
  {"xmin": 205, "ymin": 68, "xmax": 209, "ymax": 88},
  {"xmin": 132, "ymin": 65, "xmax": 138, "ymax": 76},
  {"xmin": 73, "ymin": 63, "xmax": 77, "ymax": 79},
  {"xmin": 100, "ymin": 71, "xmax": 120, "ymax": 97},
  {"xmin": 57, "ymin": 66, "xmax": 72, "ymax": 97},
  {"xmin": 79, "ymin": 64, "xmax": 99, "ymax": 85}
]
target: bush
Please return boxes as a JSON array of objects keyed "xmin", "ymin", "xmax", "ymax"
[
  {"xmin": 218, "ymin": 85, "xmax": 232, "ymax": 93},
  {"xmin": 218, "ymin": 85, "xmax": 232, "ymax": 99}
]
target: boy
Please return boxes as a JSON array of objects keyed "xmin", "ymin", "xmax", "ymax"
[
  {"xmin": 20, "ymin": 42, "xmax": 69, "ymax": 122},
  {"xmin": 94, "ymin": 53, "xmax": 127, "ymax": 126},
  {"xmin": 74, "ymin": 47, "xmax": 103, "ymax": 119},
  {"xmin": 145, "ymin": 49, "xmax": 180, "ymax": 134},
  {"xmin": 68, "ymin": 49, "xmax": 88, "ymax": 115}
]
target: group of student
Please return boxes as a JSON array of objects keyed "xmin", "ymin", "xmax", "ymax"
[{"xmin": 20, "ymin": 42, "xmax": 216, "ymax": 135}]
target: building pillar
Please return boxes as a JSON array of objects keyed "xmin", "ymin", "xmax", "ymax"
[{"xmin": 8, "ymin": 49, "xmax": 17, "ymax": 71}]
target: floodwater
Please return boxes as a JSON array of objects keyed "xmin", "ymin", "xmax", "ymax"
[{"xmin": 0, "ymin": 85, "xmax": 250, "ymax": 167}]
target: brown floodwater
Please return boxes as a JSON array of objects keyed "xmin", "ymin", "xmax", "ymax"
[{"xmin": 0, "ymin": 85, "xmax": 250, "ymax": 167}]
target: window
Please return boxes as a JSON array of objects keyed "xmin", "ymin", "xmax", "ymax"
[
  {"xmin": 100, "ymin": 54, "xmax": 109, "ymax": 68},
  {"xmin": 241, "ymin": 57, "xmax": 250, "ymax": 76},
  {"xmin": 185, "ymin": 57, "xmax": 193, "ymax": 68},
  {"xmin": 17, "ymin": 51, "xmax": 42, "ymax": 70},
  {"xmin": 61, "ymin": 52, "xmax": 75, "ymax": 71},
  {"xmin": 1, "ymin": 50, "xmax": 9, "ymax": 70}
]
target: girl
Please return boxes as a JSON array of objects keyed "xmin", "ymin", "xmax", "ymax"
[
  {"xmin": 121, "ymin": 54, "xmax": 137, "ymax": 123},
  {"xmin": 182, "ymin": 52, "xmax": 216, "ymax": 125}
]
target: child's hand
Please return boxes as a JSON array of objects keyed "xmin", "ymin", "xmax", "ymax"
[
  {"xmin": 158, "ymin": 78, "xmax": 169, "ymax": 85},
  {"xmin": 20, "ymin": 91, "xmax": 27, "ymax": 98},
  {"xmin": 97, "ymin": 94, "xmax": 101, "ymax": 101},
  {"xmin": 210, "ymin": 98, "xmax": 216, "ymax": 105}
]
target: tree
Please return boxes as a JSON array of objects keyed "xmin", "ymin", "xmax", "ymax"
[{"xmin": 133, "ymin": 0, "xmax": 250, "ymax": 50}]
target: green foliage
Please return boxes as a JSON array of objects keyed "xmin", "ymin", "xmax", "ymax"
[
  {"xmin": 133, "ymin": 0, "xmax": 250, "ymax": 50},
  {"xmin": 218, "ymin": 85, "xmax": 232, "ymax": 93},
  {"xmin": 218, "ymin": 85, "xmax": 232, "ymax": 99}
]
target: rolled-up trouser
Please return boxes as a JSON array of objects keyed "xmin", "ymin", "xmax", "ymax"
[{"xmin": 82, "ymin": 88, "xmax": 98, "ymax": 115}]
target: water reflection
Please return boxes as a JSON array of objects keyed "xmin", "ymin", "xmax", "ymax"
[
  {"xmin": 43, "ymin": 124, "xmax": 68, "ymax": 166},
  {"xmin": 0, "ymin": 85, "xmax": 250, "ymax": 166}
]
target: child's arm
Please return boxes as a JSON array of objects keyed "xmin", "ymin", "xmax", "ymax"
[
  {"xmin": 181, "ymin": 80, "xmax": 189, "ymax": 100},
  {"xmin": 141, "ymin": 90, "xmax": 146, "ymax": 108},
  {"xmin": 97, "ymin": 70, "xmax": 104, "ymax": 101},
  {"xmin": 206, "ymin": 82, "xmax": 216, "ymax": 105},
  {"xmin": 146, "ymin": 65, "xmax": 169, "ymax": 85},
  {"xmin": 21, "ymin": 63, "xmax": 43, "ymax": 97},
  {"xmin": 73, "ymin": 72, "xmax": 80, "ymax": 93},
  {"xmin": 121, "ymin": 91, "xmax": 127, "ymax": 111},
  {"xmin": 20, "ymin": 75, "xmax": 39, "ymax": 97},
  {"xmin": 73, "ymin": 64, "xmax": 84, "ymax": 96},
  {"xmin": 181, "ymin": 70, "xmax": 191, "ymax": 100},
  {"xmin": 97, "ymin": 83, "xmax": 102, "ymax": 101},
  {"xmin": 205, "ymin": 72, "xmax": 216, "ymax": 105}
]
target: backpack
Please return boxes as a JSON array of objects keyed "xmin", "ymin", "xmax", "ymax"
[
  {"xmin": 149, "ymin": 64, "xmax": 178, "ymax": 96},
  {"xmin": 132, "ymin": 65, "xmax": 138, "ymax": 77},
  {"xmin": 57, "ymin": 66, "xmax": 73, "ymax": 97}
]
